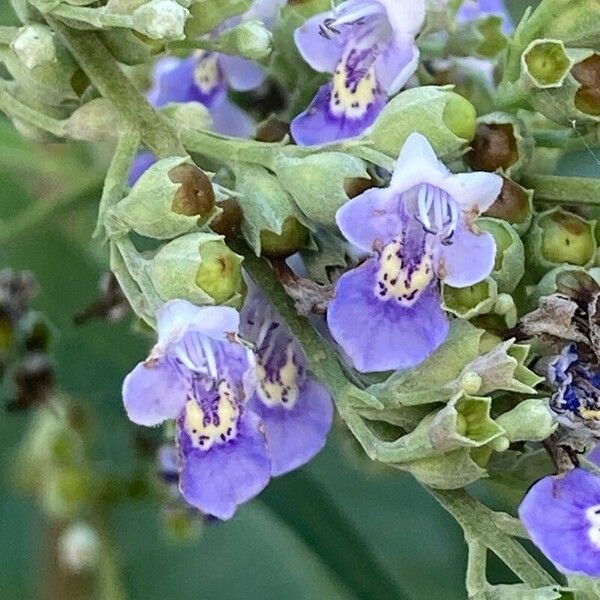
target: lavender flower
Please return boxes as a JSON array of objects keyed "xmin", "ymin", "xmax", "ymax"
[
  {"xmin": 327, "ymin": 133, "xmax": 502, "ymax": 372},
  {"xmin": 456, "ymin": 0, "xmax": 513, "ymax": 33},
  {"xmin": 548, "ymin": 344, "xmax": 600, "ymax": 435},
  {"xmin": 291, "ymin": 0, "xmax": 425, "ymax": 145},
  {"xmin": 519, "ymin": 452, "xmax": 600, "ymax": 576},
  {"xmin": 123, "ymin": 299, "xmax": 271, "ymax": 520},
  {"xmin": 241, "ymin": 286, "xmax": 334, "ymax": 475}
]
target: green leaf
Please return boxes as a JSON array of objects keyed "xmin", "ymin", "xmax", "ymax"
[
  {"xmin": 301, "ymin": 228, "xmax": 348, "ymax": 285},
  {"xmin": 274, "ymin": 152, "xmax": 368, "ymax": 226}
]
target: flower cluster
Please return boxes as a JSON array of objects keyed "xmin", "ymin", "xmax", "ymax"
[{"xmin": 123, "ymin": 292, "xmax": 332, "ymax": 520}]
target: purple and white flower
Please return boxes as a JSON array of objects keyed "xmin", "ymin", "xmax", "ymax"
[
  {"xmin": 123, "ymin": 299, "xmax": 271, "ymax": 520},
  {"xmin": 291, "ymin": 0, "xmax": 425, "ymax": 145},
  {"xmin": 241, "ymin": 286, "xmax": 334, "ymax": 476},
  {"xmin": 519, "ymin": 448, "xmax": 600, "ymax": 576},
  {"xmin": 327, "ymin": 132, "xmax": 502, "ymax": 373}
]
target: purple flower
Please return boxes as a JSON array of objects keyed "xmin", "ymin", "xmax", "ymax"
[
  {"xmin": 519, "ymin": 458, "xmax": 600, "ymax": 576},
  {"xmin": 456, "ymin": 0, "xmax": 513, "ymax": 34},
  {"xmin": 241, "ymin": 286, "xmax": 334, "ymax": 475},
  {"xmin": 548, "ymin": 344, "xmax": 600, "ymax": 434},
  {"xmin": 128, "ymin": 51, "xmax": 260, "ymax": 185},
  {"xmin": 123, "ymin": 299, "xmax": 271, "ymax": 520},
  {"xmin": 291, "ymin": 0, "xmax": 425, "ymax": 145},
  {"xmin": 327, "ymin": 133, "xmax": 502, "ymax": 372}
]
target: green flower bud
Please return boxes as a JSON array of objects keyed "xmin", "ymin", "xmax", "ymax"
[
  {"xmin": 521, "ymin": 39, "xmax": 572, "ymax": 89},
  {"xmin": 364, "ymin": 86, "xmax": 475, "ymax": 158},
  {"xmin": 260, "ymin": 217, "xmax": 308, "ymax": 258},
  {"xmin": 65, "ymin": 98, "xmax": 119, "ymax": 141},
  {"xmin": 477, "ymin": 217, "xmax": 525, "ymax": 293},
  {"xmin": 496, "ymin": 398, "xmax": 557, "ymax": 443},
  {"xmin": 12, "ymin": 25, "xmax": 56, "ymax": 70},
  {"xmin": 132, "ymin": 0, "xmax": 190, "ymax": 41},
  {"xmin": 460, "ymin": 372, "xmax": 483, "ymax": 395},
  {"xmin": 110, "ymin": 157, "xmax": 216, "ymax": 240},
  {"xmin": 447, "ymin": 14, "xmax": 507, "ymax": 59},
  {"xmin": 149, "ymin": 233, "xmax": 244, "ymax": 306},
  {"xmin": 442, "ymin": 277, "xmax": 498, "ymax": 320},
  {"xmin": 526, "ymin": 207, "xmax": 597, "ymax": 276},
  {"xmin": 160, "ymin": 101, "xmax": 212, "ymax": 131},
  {"xmin": 483, "ymin": 177, "xmax": 533, "ymax": 234},
  {"xmin": 209, "ymin": 20, "xmax": 272, "ymax": 62}
]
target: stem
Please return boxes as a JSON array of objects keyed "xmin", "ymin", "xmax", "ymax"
[
  {"xmin": 523, "ymin": 175, "xmax": 600, "ymax": 206},
  {"xmin": 0, "ymin": 174, "xmax": 104, "ymax": 246},
  {"xmin": 0, "ymin": 86, "xmax": 67, "ymax": 137},
  {"xmin": 491, "ymin": 512, "xmax": 529, "ymax": 538},
  {"xmin": 465, "ymin": 534, "xmax": 488, "ymax": 599},
  {"xmin": 46, "ymin": 17, "xmax": 184, "ymax": 159},
  {"xmin": 431, "ymin": 489, "xmax": 558, "ymax": 589},
  {"xmin": 533, "ymin": 129, "xmax": 600, "ymax": 150},
  {"xmin": 0, "ymin": 26, "xmax": 18, "ymax": 44},
  {"xmin": 94, "ymin": 129, "xmax": 141, "ymax": 239}
]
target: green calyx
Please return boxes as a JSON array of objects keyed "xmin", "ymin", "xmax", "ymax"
[
  {"xmin": 522, "ymin": 39, "xmax": 572, "ymax": 88},
  {"xmin": 260, "ymin": 217, "xmax": 309, "ymax": 258},
  {"xmin": 442, "ymin": 277, "xmax": 498, "ymax": 320}
]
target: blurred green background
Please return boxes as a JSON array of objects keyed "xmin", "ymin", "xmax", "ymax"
[{"xmin": 0, "ymin": 1, "xmax": 591, "ymax": 598}]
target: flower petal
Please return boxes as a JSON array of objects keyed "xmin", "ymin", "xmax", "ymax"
[
  {"xmin": 291, "ymin": 82, "xmax": 385, "ymax": 146},
  {"xmin": 327, "ymin": 260, "xmax": 449, "ymax": 372},
  {"xmin": 179, "ymin": 411, "xmax": 271, "ymax": 520},
  {"xmin": 390, "ymin": 133, "xmax": 450, "ymax": 191},
  {"xmin": 156, "ymin": 300, "xmax": 240, "ymax": 348},
  {"xmin": 336, "ymin": 186, "xmax": 401, "ymax": 252},
  {"xmin": 211, "ymin": 97, "xmax": 255, "ymax": 137},
  {"xmin": 123, "ymin": 359, "xmax": 186, "ymax": 426},
  {"xmin": 128, "ymin": 151, "xmax": 156, "ymax": 187},
  {"xmin": 443, "ymin": 171, "xmax": 503, "ymax": 214},
  {"xmin": 219, "ymin": 55, "xmax": 266, "ymax": 91},
  {"xmin": 377, "ymin": 0, "xmax": 425, "ymax": 35},
  {"xmin": 437, "ymin": 222, "xmax": 496, "ymax": 287},
  {"xmin": 147, "ymin": 56, "xmax": 199, "ymax": 107},
  {"xmin": 519, "ymin": 470, "xmax": 600, "ymax": 576},
  {"xmin": 250, "ymin": 378, "xmax": 334, "ymax": 476},
  {"xmin": 375, "ymin": 35, "xmax": 420, "ymax": 95},
  {"xmin": 293, "ymin": 11, "xmax": 347, "ymax": 73}
]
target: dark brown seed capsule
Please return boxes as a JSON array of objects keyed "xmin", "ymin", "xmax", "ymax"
[
  {"xmin": 169, "ymin": 164, "xmax": 215, "ymax": 217},
  {"xmin": 484, "ymin": 177, "xmax": 531, "ymax": 225},
  {"xmin": 210, "ymin": 199, "xmax": 243, "ymax": 241},
  {"xmin": 467, "ymin": 123, "xmax": 519, "ymax": 172},
  {"xmin": 572, "ymin": 55, "xmax": 600, "ymax": 116}
]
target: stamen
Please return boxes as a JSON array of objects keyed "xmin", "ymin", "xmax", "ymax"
[
  {"xmin": 417, "ymin": 186, "xmax": 433, "ymax": 231},
  {"xmin": 320, "ymin": 1, "xmax": 382, "ymax": 37},
  {"xmin": 199, "ymin": 336, "xmax": 218, "ymax": 379}
]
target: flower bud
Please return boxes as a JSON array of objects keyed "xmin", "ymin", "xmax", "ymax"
[
  {"xmin": 460, "ymin": 372, "xmax": 483, "ymax": 395},
  {"xmin": 42, "ymin": 467, "xmax": 91, "ymax": 519},
  {"xmin": 477, "ymin": 217, "xmax": 525, "ymax": 293},
  {"xmin": 132, "ymin": 0, "xmax": 190, "ymax": 41},
  {"xmin": 483, "ymin": 177, "xmax": 533, "ymax": 233},
  {"xmin": 210, "ymin": 198, "xmax": 243, "ymax": 240},
  {"xmin": 496, "ymin": 399, "xmax": 557, "ymax": 443},
  {"xmin": 441, "ymin": 92, "xmax": 477, "ymax": 142},
  {"xmin": 526, "ymin": 208, "xmax": 596, "ymax": 276},
  {"xmin": 110, "ymin": 157, "xmax": 216, "ymax": 240},
  {"xmin": 447, "ymin": 14, "xmax": 507, "ymax": 60},
  {"xmin": 12, "ymin": 25, "xmax": 56, "ymax": 70},
  {"xmin": 571, "ymin": 53, "xmax": 600, "ymax": 116},
  {"xmin": 260, "ymin": 217, "xmax": 308, "ymax": 258},
  {"xmin": 65, "ymin": 98, "xmax": 119, "ymax": 141},
  {"xmin": 149, "ymin": 233, "xmax": 244, "ymax": 306},
  {"xmin": 210, "ymin": 20, "xmax": 272, "ymax": 62},
  {"xmin": 58, "ymin": 522, "xmax": 100, "ymax": 573},
  {"xmin": 442, "ymin": 277, "xmax": 498, "ymax": 320}
]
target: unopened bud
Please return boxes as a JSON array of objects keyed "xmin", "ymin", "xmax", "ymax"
[
  {"xmin": 468, "ymin": 123, "xmax": 518, "ymax": 172},
  {"xmin": 527, "ymin": 208, "xmax": 596, "ymax": 274},
  {"xmin": 460, "ymin": 372, "xmax": 483, "ymax": 395},
  {"xmin": 149, "ymin": 233, "xmax": 244, "ymax": 306},
  {"xmin": 12, "ymin": 25, "xmax": 56, "ymax": 70},
  {"xmin": 210, "ymin": 199, "xmax": 243, "ymax": 240},
  {"xmin": 483, "ymin": 177, "xmax": 533, "ymax": 230},
  {"xmin": 572, "ymin": 54, "xmax": 600, "ymax": 116},
  {"xmin": 43, "ymin": 467, "xmax": 91, "ymax": 519},
  {"xmin": 58, "ymin": 522, "xmax": 100, "ymax": 573},
  {"xmin": 65, "ymin": 98, "xmax": 119, "ymax": 141},
  {"xmin": 110, "ymin": 157, "xmax": 216, "ymax": 240},
  {"xmin": 132, "ymin": 0, "xmax": 190, "ymax": 41},
  {"xmin": 211, "ymin": 20, "xmax": 272, "ymax": 62},
  {"xmin": 490, "ymin": 435, "xmax": 510, "ymax": 452},
  {"xmin": 161, "ymin": 101, "xmax": 213, "ymax": 131},
  {"xmin": 442, "ymin": 93, "xmax": 477, "ymax": 141},
  {"xmin": 260, "ymin": 217, "xmax": 308, "ymax": 258}
]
